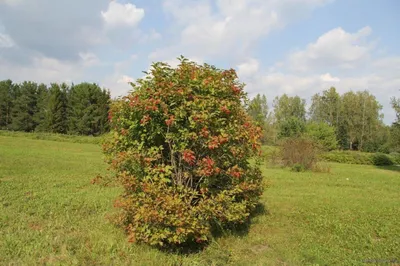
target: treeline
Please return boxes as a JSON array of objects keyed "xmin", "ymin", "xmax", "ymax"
[
  {"xmin": 0, "ymin": 80, "xmax": 111, "ymax": 136},
  {"xmin": 1, "ymin": 78, "xmax": 398, "ymax": 152},
  {"xmin": 247, "ymin": 87, "xmax": 400, "ymax": 153}
]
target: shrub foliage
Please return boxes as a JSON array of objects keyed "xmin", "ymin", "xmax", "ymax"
[
  {"xmin": 321, "ymin": 151, "xmax": 374, "ymax": 165},
  {"xmin": 389, "ymin": 152, "xmax": 400, "ymax": 164},
  {"xmin": 102, "ymin": 57, "xmax": 264, "ymax": 247},
  {"xmin": 280, "ymin": 137, "xmax": 320, "ymax": 171},
  {"xmin": 277, "ymin": 116, "xmax": 305, "ymax": 139},
  {"xmin": 372, "ymin": 153, "xmax": 394, "ymax": 166},
  {"xmin": 321, "ymin": 150, "xmax": 400, "ymax": 166},
  {"xmin": 305, "ymin": 122, "xmax": 337, "ymax": 151}
]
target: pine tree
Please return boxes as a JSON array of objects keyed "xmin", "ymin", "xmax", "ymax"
[
  {"xmin": 68, "ymin": 83, "xmax": 90, "ymax": 135},
  {"xmin": 68, "ymin": 82, "xmax": 110, "ymax": 135},
  {"xmin": 0, "ymin": 80, "xmax": 14, "ymax": 129},
  {"xmin": 11, "ymin": 81, "xmax": 39, "ymax": 132},
  {"xmin": 34, "ymin": 83, "xmax": 49, "ymax": 132},
  {"xmin": 90, "ymin": 86, "xmax": 110, "ymax": 135},
  {"xmin": 46, "ymin": 83, "xmax": 69, "ymax": 134}
]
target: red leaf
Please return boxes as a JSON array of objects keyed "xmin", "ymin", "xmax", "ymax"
[
  {"xmin": 183, "ymin": 150, "xmax": 196, "ymax": 165},
  {"xmin": 140, "ymin": 115, "xmax": 151, "ymax": 125},
  {"xmin": 220, "ymin": 106, "xmax": 231, "ymax": 115},
  {"xmin": 165, "ymin": 115, "xmax": 175, "ymax": 126}
]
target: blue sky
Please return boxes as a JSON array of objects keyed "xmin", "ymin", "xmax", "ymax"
[{"xmin": 0, "ymin": 0, "xmax": 399, "ymax": 123}]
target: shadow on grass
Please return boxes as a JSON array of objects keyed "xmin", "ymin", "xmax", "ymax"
[
  {"xmin": 210, "ymin": 203, "xmax": 269, "ymax": 238},
  {"xmin": 376, "ymin": 165, "xmax": 400, "ymax": 173},
  {"xmin": 156, "ymin": 203, "xmax": 270, "ymax": 255}
]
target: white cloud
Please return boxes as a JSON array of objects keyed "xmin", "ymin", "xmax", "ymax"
[
  {"xmin": 0, "ymin": 33, "xmax": 14, "ymax": 48},
  {"xmin": 261, "ymin": 72, "xmax": 319, "ymax": 94},
  {"xmin": 161, "ymin": 0, "xmax": 280, "ymax": 58},
  {"xmin": 163, "ymin": 56, "xmax": 203, "ymax": 68},
  {"xmin": 289, "ymin": 26, "xmax": 373, "ymax": 72},
  {"xmin": 153, "ymin": 0, "xmax": 333, "ymax": 62},
  {"xmin": 139, "ymin": 29, "xmax": 162, "ymax": 43},
  {"xmin": 117, "ymin": 75, "xmax": 134, "ymax": 84},
  {"xmin": 0, "ymin": 0, "xmax": 23, "ymax": 6},
  {"xmin": 148, "ymin": 53, "xmax": 204, "ymax": 67},
  {"xmin": 254, "ymin": 26, "xmax": 397, "ymax": 101},
  {"xmin": 101, "ymin": 57, "xmax": 140, "ymax": 98},
  {"xmin": 163, "ymin": 0, "xmax": 212, "ymax": 25},
  {"xmin": 103, "ymin": 73, "xmax": 135, "ymax": 98},
  {"xmin": 320, "ymin": 73, "xmax": 340, "ymax": 83},
  {"xmin": 101, "ymin": 1, "xmax": 145, "ymax": 27},
  {"xmin": 237, "ymin": 58, "xmax": 260, "ymax": 78},
  {"xmin": 0, "ymin": 55, "xmax": 83, "ymax": 84},
  {"xmin": 79, "ymin": 52, "xmax": 100, "ymax": 66},
  {"xmin": 0, "ymin": 1, "xmax": 109, "ymax": 60},
  {"xmin": 258, "ymin": 72, "xmax": 376, "ymax": 97},
  {"xmin": 372, "ymin": 56, "xmax": 400, "ymax": 76}
]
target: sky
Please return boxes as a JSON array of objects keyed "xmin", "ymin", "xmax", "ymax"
[{"xmin": 0, "ymin": 0, "xmax": 399, "ymax": 124}]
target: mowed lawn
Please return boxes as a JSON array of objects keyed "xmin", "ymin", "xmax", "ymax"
[{"xmin": 0, "ymin": 135, "xmax": 399, "ymax": 265}]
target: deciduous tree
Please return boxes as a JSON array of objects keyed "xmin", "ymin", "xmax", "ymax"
[
  {"xmin": 247, "ymin": 94, "xmax": 275, "ymax": 143},
  {"xmin": 273, "ymin": 94, "xmax": 306, "ymax": 123},
  {"xmin": 309, "ymin": 87, "xmax": 341, "ymax": 128}
]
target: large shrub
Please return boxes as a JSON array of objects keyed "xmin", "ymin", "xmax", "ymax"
[{"xmin": 102, "ymin": 58, "xmax": 264, "ymax": 247}]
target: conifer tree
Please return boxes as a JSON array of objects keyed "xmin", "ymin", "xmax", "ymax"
[
  {"xmin": 68, "ymin": 82, "xmax": 110, "ymax": 135},
  {"xmin": 11, "ymin": 81, "xmax": 39, "ymax": 132},
  {"xmin": 0, "ymin": 80, "xmax": 14, "ymax": 129},
  {"xmin": 34, "ymin": 83, "xmax": 49, "ymax": 132},
  {"xmin": 47, "ymin": 83, "xmax": 68, "ymax": 134}
]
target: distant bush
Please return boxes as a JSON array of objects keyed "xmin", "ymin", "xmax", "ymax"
[
  {"xmin": 377, "ymin": 143, "xmax": 391, "ymax": 154},
  {"xmin": 389, "ymin": 152, "xmax": 400, "ymax": 164},
  {"xmin": 372, "ymin": 153, "xmax": 394, "ymax": 166},
  {"xmin": 280, "ymin": 137, "xmax": 320, "ymax": 171},
  {"xmin": 363, "ymin": 140, "xmax": 391, "ymax": 154},
  {"xmin": 291, "ymin": 163, "xmax": 305, "ymax": 172},
  {"xmin": 321, "ymin": 150, "xmax": 399, "ymax": 166},
  {"xmin": 321, "ymin": 151, "xmax": 374, "ymax": 165}
]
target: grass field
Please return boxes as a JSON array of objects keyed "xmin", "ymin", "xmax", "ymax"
[{"xmin": 1, "ymin": 134, "xmax": 399, "ymax": 265}]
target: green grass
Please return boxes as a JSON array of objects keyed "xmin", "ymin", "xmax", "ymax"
[
  {"xmin": 1, "ymin": 135, "xmax": 399, "ymax": 265},
  {"xmin": 0, "ymin": 130, "xmax": 104, "ymax": 144}
]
